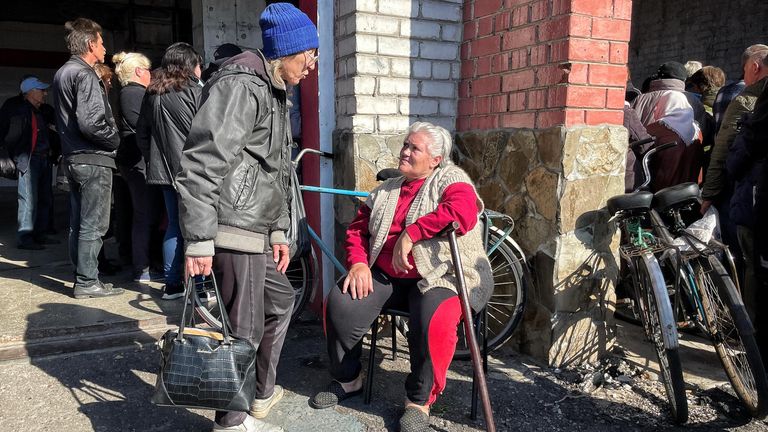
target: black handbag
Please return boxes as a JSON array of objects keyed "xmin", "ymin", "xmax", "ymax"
[{"xmin": 151, "ymin": 275, "xmax": 257, "ymax": 411}]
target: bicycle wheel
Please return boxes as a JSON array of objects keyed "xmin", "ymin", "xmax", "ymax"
[
  {"xmin": 694, "ymin": 255, "xmax": 768, "ymax": 418},
  {"xmin": 193, "ymin": 251, "xmax": 317, "ymax": 329},
  {"xmin": 633, "ymin": 253, "xmax": 688, "ymax": 424},
  {"xmin": 454, "ymin": 226, "xmax": 527, "ymax": 360},
  {"xmin": 286, "ymin": 249, "xmax": 317, "ymax": 323}
]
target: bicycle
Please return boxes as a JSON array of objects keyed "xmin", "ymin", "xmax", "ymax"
[
  {"xmin": 607, "ymin": 138, "xmax": 688, "ymax": 423},
  {"xmin": 192, "ymin": 148, "xmax": 529, "ymax": 359},
  {"xmin": 649, "ymin": 182, "xmax": 768, "ymax": 418}
]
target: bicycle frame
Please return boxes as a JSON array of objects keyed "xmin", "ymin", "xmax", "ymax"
[
  {"xmin": 293, "ymin": 148, "xmax": 526, "ymax": 277},
  {"xmin": 615, "ymin": 212, "xmax": 680, "ymax": 349},
  {"xmin": 650, "ymin": 206, "xmax": 739, "ymax": 331}
]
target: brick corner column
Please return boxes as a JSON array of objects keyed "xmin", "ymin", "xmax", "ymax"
[{"xmin": 456, "ymin": 0, "xmax": 633, "ymax": 366}]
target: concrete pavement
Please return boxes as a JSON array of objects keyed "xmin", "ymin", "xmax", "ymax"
[{"xmin": 0, "ymin": 188, "xmax": 766, "ymax": 431}]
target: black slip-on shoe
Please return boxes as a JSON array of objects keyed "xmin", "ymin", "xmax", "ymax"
[
  {"xmin": 399, "ymin": 406, "xmax": 430, "ymax": 432},
  {"xmin": 309, "ymin": 381, "xmax": 363, "ymax": 409}
]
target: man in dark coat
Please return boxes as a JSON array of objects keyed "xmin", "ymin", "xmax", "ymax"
[
  {"xmin": 52, "ymin": 18, "xmax": 123, "ymax": 299},
  {"xmin": 2, "ymin": 77, "xmax": 59, "ymax": 249}
]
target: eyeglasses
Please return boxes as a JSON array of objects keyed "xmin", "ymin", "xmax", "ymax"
[{"xmin": 304, "ymin": 50, "xmax": 319, "ymax": 67}]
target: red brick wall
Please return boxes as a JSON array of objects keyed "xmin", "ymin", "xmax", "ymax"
[{"xmin": 458, "ymin": 0, "xmax": 632, "ymax": 131}]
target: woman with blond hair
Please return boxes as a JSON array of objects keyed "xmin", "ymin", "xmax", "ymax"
[{"xmin": 112, "ymin": 51, "xmax": 162, "ymax": 282}]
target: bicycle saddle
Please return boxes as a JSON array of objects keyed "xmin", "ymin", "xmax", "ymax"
[
  {"xmin": 607, "ymin": 191, "xmax": 654, "ymax": 216},
  {"xmin": 376, "ymin": 168, "xmax": 402, "ymax": 181},
  {"xmin": 652, "ymin": 182, "xmax": 700, "ymax": 213}
]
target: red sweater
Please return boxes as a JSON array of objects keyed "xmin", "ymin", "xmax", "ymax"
[{"xmin": 345, "ymin": 178, "xmax": 479, "ymax": 278}]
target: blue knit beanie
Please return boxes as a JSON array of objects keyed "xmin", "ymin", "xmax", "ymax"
[{"xmin": 260, "ymin": 3, "xmax": 319, "ymax": 60}]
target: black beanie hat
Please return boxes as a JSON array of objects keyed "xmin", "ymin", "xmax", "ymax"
[{"xmin": 656, "ymin": 61, "xmax": 688, "ymax": 81}]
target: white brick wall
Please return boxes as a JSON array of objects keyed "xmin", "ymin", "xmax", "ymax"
[
  {"xmin": 335, "ymin": 0, "xmax": 462, "ymax": 138},
  {"xmin": 421, "ymin": 1, "xmax": 461, "ymax": 21},
  {"xmin": 381, "ymin": 0, "xmax": 419, "ymax": 18}
]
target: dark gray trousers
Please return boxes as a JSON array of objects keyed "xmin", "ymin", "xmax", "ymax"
[
  {"xmin": 67, "ymin": 163, "xmax": 113, "ymax": 288},
  {"xmin": 213, "ymin": 249, "xmax": 294, "ymax": 427},
  {"xmin": 118, "ymin": 164, "xmax": 159, "ymax": 274},
  {"xmin": 737, "ymin": 225, "xmax": 758, "ymax": 322}
]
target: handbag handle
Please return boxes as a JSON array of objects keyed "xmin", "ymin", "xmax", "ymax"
[{"xmin": 176, "ymin": 273, "xmax": 236, "ymax": 345}]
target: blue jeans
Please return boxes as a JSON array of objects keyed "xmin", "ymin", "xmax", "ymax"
[
  {"xmin": 162, "ymin": 186, "xmax": 183, "ymax": 285},
  {"xmin": 17, "ymin": 154, "xmax": 53, "ymax": 245},
  {"xmin": 67, "ymin": 163, "xmax": 113, "ymax": 288}
]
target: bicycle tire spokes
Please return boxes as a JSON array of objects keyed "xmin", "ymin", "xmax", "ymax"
[
  {"xmin": 454, "ymin": 226, "xmax": 526, "ymax": 360},
  {"xmin": 636, "ymin": 255, "xmax": 687, "ymax": 423},
  {"xmin": 695, "ymin": 260, "xmax": 760, "ymax": 404}
]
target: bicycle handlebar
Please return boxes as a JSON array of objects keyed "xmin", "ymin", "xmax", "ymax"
[
  {"xmin": 636, "ymin": 141, "xmax": 677, "ymax": 192},
  {"xmin": 293, "ymin": 148, "xmax": 334, "ymax": 166},
  {"xmin": 629, "ymin": 137, "xmax": 655, "ymax": 150}
]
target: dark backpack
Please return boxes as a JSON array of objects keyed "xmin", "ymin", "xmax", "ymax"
[{"xmin": 287, "ymin": 167, "xmax": 311, "ymax": 259}]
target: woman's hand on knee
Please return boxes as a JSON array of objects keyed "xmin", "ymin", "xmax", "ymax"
[{"xmin": 343, "ymin": 263, "xmax": 373, "ymax": 300}]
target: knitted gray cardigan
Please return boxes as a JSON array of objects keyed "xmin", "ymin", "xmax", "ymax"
[{"xmin": 365, "ymin": 164, "xmax": 493, "ymax": 311}]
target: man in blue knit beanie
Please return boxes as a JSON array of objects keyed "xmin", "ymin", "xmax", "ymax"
[{"xmin": 176, "ymin": 3, "xmax": 318, "ymax": 432}]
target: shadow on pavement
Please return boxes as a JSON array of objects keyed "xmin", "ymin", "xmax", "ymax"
[{"xmin": 25, "ymin": 302, "xmax": 210, "ymax": 431}]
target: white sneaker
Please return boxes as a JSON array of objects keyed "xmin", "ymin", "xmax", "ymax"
[
  {"xmin": 250, "ymin": 385, "xmax": 284, "ymax": 418},
  {"xmin": 212, "ymin": 414, "xmax": 283, "ymax": 432}
]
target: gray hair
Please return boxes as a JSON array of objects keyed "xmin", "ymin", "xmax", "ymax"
[
  {"xmin": 742, "ymin": 44, "xmax": 768, "ymax": 68},
  {"xmin": 684, "ymin": 60, "xmax": 702, "ymax": 77},
  {"xmin": 64, "ymin": 18, "xmax": 102, "ymax": 56},
  {"xmin": 267, "ymin": 58, "xmax": 286, "ymax": 89},
  {"xmin": 407, "ymin": 121, "xmax": 453, "ymax": 167}
]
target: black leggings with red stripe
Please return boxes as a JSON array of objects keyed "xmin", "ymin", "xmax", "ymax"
[{"xmin": 324, "ymin": 266, "xmax": 462, "ymax": 405}]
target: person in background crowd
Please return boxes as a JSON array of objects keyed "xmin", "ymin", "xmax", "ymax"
[
  {"xmin": 136, "ymin": 42, "xmax": 203, "ymax": 300},
  {"xmin": 2, "ymin": 77, "xmax": 59, "ymax": 249},
  {"xmin": 687, "ymin": 66, "xmax": 725, "ymax": 177},
  {"xmin": 92, "ymin": 62, "xmax": 125, "ymax": 276},
  {"xmin": 113, "ymin": 51, "xmax": 163, "ymax": 283},
  {"xmin": 623, "ymin": 81, "xmax": 651, "ymax": 192},
  {"xmin": 200, "ymin": 42, "xmax": 242, "ymax": 82},
  {"xmin": 52, "ymin": 18, "xmax": 124, "ymax": 299},
  {"xmin": 0, "ymin": 76, "xmax": 62, "ymax": 232},
  {"xmin": 177, "ymin": 3, "xmax": 318, "ymax": 431},
  {"xmin": 726, "ymin": 77, "xmax": 768, "ymax": 365},
  {"xmin": 623, "ymin": 66, "xmax": 650, "ymax": 192},
  {"xmin": 684, "ymin": 60, "xmax": 703, "ymax": 79},
  {"xmin": 310, "ymin": 122, "xmax": 492, "ymax": 432},
  {"xmin": 721, "ymin": 45, "xmax": 768, "ymax": 321},
  {"xmin": 632, "ymin": 61, "xmax": 704, "ymax": 191},
  {"xmin": 714, "ymin": 81, "xmax": 748, "ymax": 133},
  {"xmin": 688, "ymin": 66, "xmax": 726, "ymax": 115}
]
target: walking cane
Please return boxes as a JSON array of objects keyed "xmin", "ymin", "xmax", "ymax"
[{"xmin": 443, "ymin": 221, "xmax": 496, "ymax": 432}]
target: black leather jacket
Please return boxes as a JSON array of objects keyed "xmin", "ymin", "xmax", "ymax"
[
  {"xmin": 52, "ymin": 55, "xmax": 119, "ymax": 168},
  {"xmin": 177, "ymin": 51, "xmax": 292, "ymax": 256},
  {"xmin": 136, "ymin": 78, "xmax": 202, "ymax": 185}
]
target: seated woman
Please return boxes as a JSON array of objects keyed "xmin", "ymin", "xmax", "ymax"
[{"xmin": 310, "ymin": 121, "xmax": 493, "ymax": 432}]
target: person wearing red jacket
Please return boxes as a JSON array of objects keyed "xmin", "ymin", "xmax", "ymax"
[{"xmin": 310, "ymin": 122, "xmax": 493, "ymax": 432}]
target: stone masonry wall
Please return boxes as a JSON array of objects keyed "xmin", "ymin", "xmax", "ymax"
[
  {"xmin": 455, "ymin": 125, "xmax": 627, "ymax": 365},
  {"xmin": 629, "ymin": 0, "xmax": 768, "ymax": 83}
]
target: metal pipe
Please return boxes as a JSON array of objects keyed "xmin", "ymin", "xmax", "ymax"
[{"xmin": 445, "ymin": 222, "xmax": 496, "ymax": 432}]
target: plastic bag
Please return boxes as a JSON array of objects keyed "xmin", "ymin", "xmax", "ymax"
[{"xmin": 671, "ymin": 206, "xmax": 720, "ymax": 251}]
